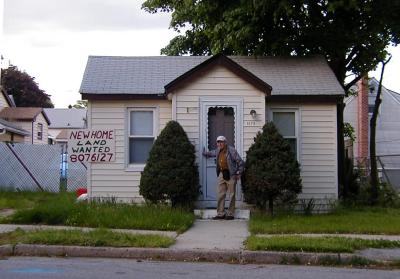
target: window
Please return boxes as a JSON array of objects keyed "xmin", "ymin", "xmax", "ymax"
[
  {"xmin": 128, "ymin": 109, "xmax": 156, "ymax": 165},
  {"xmin": 271, "ymin": 110, "xmax": 298, "ymax": 157},
  {"xmin": 37, "ymin": 123, "xmax": 43, "ymax": 140}
]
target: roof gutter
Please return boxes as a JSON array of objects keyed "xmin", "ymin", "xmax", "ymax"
[
  {"xmin": 81, "ymin": 93, "xmax": 167, "ymax": 100},
  {"xmin": 266, "ymin": 94, "xmax": 344, "ymax": 104}
]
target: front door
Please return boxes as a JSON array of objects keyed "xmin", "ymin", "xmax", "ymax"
[{"xmin": 199, "ymin": 99, "xmax": 243, "ymax": 208}]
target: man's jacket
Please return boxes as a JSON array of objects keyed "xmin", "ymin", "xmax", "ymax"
[{"xmin": 203, "ymin": 146, "xmax": 245, "ymax": 176}]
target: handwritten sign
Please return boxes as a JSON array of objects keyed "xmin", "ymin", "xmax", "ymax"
[{"xmin": 68, "ymin": 129, "xmax": 115, "ymax": 162}]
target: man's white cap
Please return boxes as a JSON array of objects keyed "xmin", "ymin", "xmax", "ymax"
[{"xmin": 216, "ymin": 136, "xmax": 227, "ymax": 142}]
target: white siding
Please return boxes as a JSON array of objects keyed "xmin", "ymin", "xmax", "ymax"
[
  {"xmin": 0, "ymin": 92, "xmax": 10, "ymax": 108},
  {"xmin": 174, "ymin": 65, "xmax": 265, "ymax": 157},
  {"xmin": 18, "ymin": 121, "xmax": 33, "ymax": 144},
  {"xmin": 17, "ymin": 114, "xmax": 49, "ymax": 145},
  {"xmin": 88, "ymin": 100, "xmax": 172, "ymax": 201},
  {"xmin": 87, "ymin": 67, "xmax": 339, "ymax": 205},
  {"xmin": 267, "ymin": 103, "xmax": 338, "ymax": 203},
  {"xmin": 32, "ymin": 113, "xmax": 49, "ymax": 145}
]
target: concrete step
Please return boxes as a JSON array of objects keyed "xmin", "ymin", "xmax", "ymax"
[{"xmin": 194, "ymin": 209, "xmax": 250, "ymax": 220}]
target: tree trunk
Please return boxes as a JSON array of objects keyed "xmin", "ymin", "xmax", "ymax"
[
  {"xmin": 268, "ymin": 197, "xmax": 274, "ymax": 217},
  {"xmin": 370, "ymin": 56, "xmax": 392, "ymax": 205}
]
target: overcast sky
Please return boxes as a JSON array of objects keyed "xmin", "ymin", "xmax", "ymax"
[{"xmin": 1, "ymin": 0, "xmax": 399, "ymax": 108}]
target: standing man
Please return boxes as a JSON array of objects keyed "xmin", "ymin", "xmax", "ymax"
[{"xmin": 203, "ymin": 136, "xmax": 244, "ymax": 220}]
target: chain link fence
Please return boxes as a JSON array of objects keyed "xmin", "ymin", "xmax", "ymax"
[
  {"xmin": 0, "ymin": 143, "xmax": 86, "ymax": 192},
  {"xmin": 354, "ymin": 155, "xmax": 400, "ymax": 192},
  {"xmin": 378, "ymin": 155, "xmax": 400, "ymax": 192}
]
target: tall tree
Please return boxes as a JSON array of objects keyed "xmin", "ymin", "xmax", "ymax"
[
  {"xmin": 143, "ymin": 0, "xmax": 399, "ymax": 200},
  {"xmin": 143, "ymin": 0, "xmax": 399, "ymax": 89},
  {"xmin": 1, "ymin": 65, "xmax": 54, "ymax": 108}
]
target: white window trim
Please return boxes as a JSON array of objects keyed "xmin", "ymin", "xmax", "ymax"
[
  {"xmin": 268, "ymin": 108, "xmax": 300, "ymax": 160},
  {"xmin": 37, "ymin": 123, "xmax": 43, "ymax": 140},
  {"xmin": 125, "ymin": 107, "xmax": 159, "ymax": 172}
]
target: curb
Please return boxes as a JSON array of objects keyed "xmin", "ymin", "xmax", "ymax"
[
  {"xmin": 0, "ymin": 244, "xmax": 13, "ymax": 257},
  {"xmin": 242, "ymin": 250, "xmax": 355, "ymax": 265},
  {"xmin": 1, "ymin": 244, "xmax": 379, "ymax": 266},
  {"xmin": 12, "ymin": 245, "xmax": 241, "ymax": 262}
]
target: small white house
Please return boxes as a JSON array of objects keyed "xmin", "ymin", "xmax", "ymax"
[
  {"xmin": 79, "ymin": 54, "xmax": 344, "ymax": 208},
  {"xmin": 0, "ymin": 88, "xmax": 30, "ymax": 143}
]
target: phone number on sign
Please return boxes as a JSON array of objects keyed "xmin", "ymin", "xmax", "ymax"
[{"xmin": 70, "ymin": 153, "xmax": 114, "ymax": 162}]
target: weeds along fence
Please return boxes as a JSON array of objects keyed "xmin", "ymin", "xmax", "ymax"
[
  {"xmin": 355, "ymin": 155, "xmax": 400, "ymax": 192},
  {"xmin": 0, "ymin": 142, "xmax": 86, "ymax": 192}
]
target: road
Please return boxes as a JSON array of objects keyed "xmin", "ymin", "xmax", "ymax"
[{"xmin": 0, "ymin": 257, "xmax": 399, "ymax": 279}]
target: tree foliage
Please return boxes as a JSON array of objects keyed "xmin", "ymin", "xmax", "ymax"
[
  {"xmin": 242, "ymin": 122, "xmax": 302, "ymax": 214},
  {"xmin": 69, "ymin": 100, "xmax": 88, "ymax": 109},
  {"xmin": 143, "ymin": 0, "xmax": 400, "ymax": 89},
  {"xmin": 1, "ymin": 65, "xmax": 54, "ymax": 108},
  {"xmin": 139, "ymin": 121, "xmax": 200, "ymax": 208}
]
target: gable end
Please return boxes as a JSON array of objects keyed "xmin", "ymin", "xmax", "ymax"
[{"xmin": 165, "ymin": 54, "xmax": 272, "ymax": 96}]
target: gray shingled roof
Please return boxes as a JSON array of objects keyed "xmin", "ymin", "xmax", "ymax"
[
  {"xmin": 0, "ymin": 107, "xmax": 50, "ymax": 124},
  {"xmin": 80, "ymin": 56, "xmax": 208, "ymax": 95},
  {"xmin": 44, "ymin": 108, "xmax": 87, "ymax": 129},
  {"xmin": 80, "ymin": 55, "xmax": 343, "ymax": 96}
]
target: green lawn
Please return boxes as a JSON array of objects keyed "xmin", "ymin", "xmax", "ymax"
[
  {"xmin": 0, "ymin": 190, "xmax": 57, "ymax": 210},
  {"xmin": 0, "ymin": 228, "xmax": 175, "ymax": 248},
  {"xmin": 1, "ymin": 192, "xmax": 195, "ymax": 233},
  {"xmin": 246, "ymin": 235, "xmax": 400, "ymax": 253},
  {"xmin": 250, "ymin": 207, "xmax": 400, "ymax": 235}
]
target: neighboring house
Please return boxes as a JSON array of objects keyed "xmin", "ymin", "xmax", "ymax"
[
  {"xmin": 0, "ymin": 87, "xmax": 13, "ymax": 108},
  {"xmin": 0, "ymin": 107, "xmax": 50, "ymax": 145},
  {"xmin": 0, "ymin": 87, "xmax": 30, "ymax": 143},
  {"xmin": 344, "ymin": 77, "xmax": 400, "ymax": 190},
  {"xmin": 79, "ymin": 54, "xmax": 344, "ymax": 207},
  {"xmin": 44, "ymin": 108, "xmax": 87, "ymax": 148}
]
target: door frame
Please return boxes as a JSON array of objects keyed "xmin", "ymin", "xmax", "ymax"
[{"xmin": 198, "ymin": 97, "xmax": 243, "ymax": 206}]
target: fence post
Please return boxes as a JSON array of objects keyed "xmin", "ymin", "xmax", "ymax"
[
  {"xmin": 5, "ymin": 142, "xmax": 44, "ymax": 191},
  {"xmin": 60, "ymin": 144, "xmax": 68, "ymax": 192},
  {"xmin": 377, "ymin": 156, "xmax": 393, "ymax": 187}
]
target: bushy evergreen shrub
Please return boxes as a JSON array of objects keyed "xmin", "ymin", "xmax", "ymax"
[
  {"xmin": 341, "ymin": 157, "xmax": 361, "ymax": 202},
  {"xmin": 242, "ymin": 122, "xmax": 302, "ymax": 214},
  {"xmin": 139, "ymin": 121, "xmax": 199, "ymax": 208}
]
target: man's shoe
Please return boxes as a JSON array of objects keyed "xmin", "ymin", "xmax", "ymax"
[
  {"xmin": 225, "ymin": 215, "xmax": 234, "ymax": 220},
  {"xmin": 212, "ymin": 215, "xmax": 225, "ymax": 220}
]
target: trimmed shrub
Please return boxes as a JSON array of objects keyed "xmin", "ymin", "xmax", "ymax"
[
  {"xmin": 242, "ymin": 122, "xmax": 302, "ymax": 214},
  {"xmin": 139, "ymin": 121, "xmax": 199, "ymax": 208}
]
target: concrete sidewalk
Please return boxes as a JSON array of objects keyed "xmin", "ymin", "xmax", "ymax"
[
  {"xmin": 172, "ymin": 220, "xmax": 249, "ymax": 250},
  {"xmin": 1, "ymin": 221, "xmax": 400, "ymax": 265}
]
